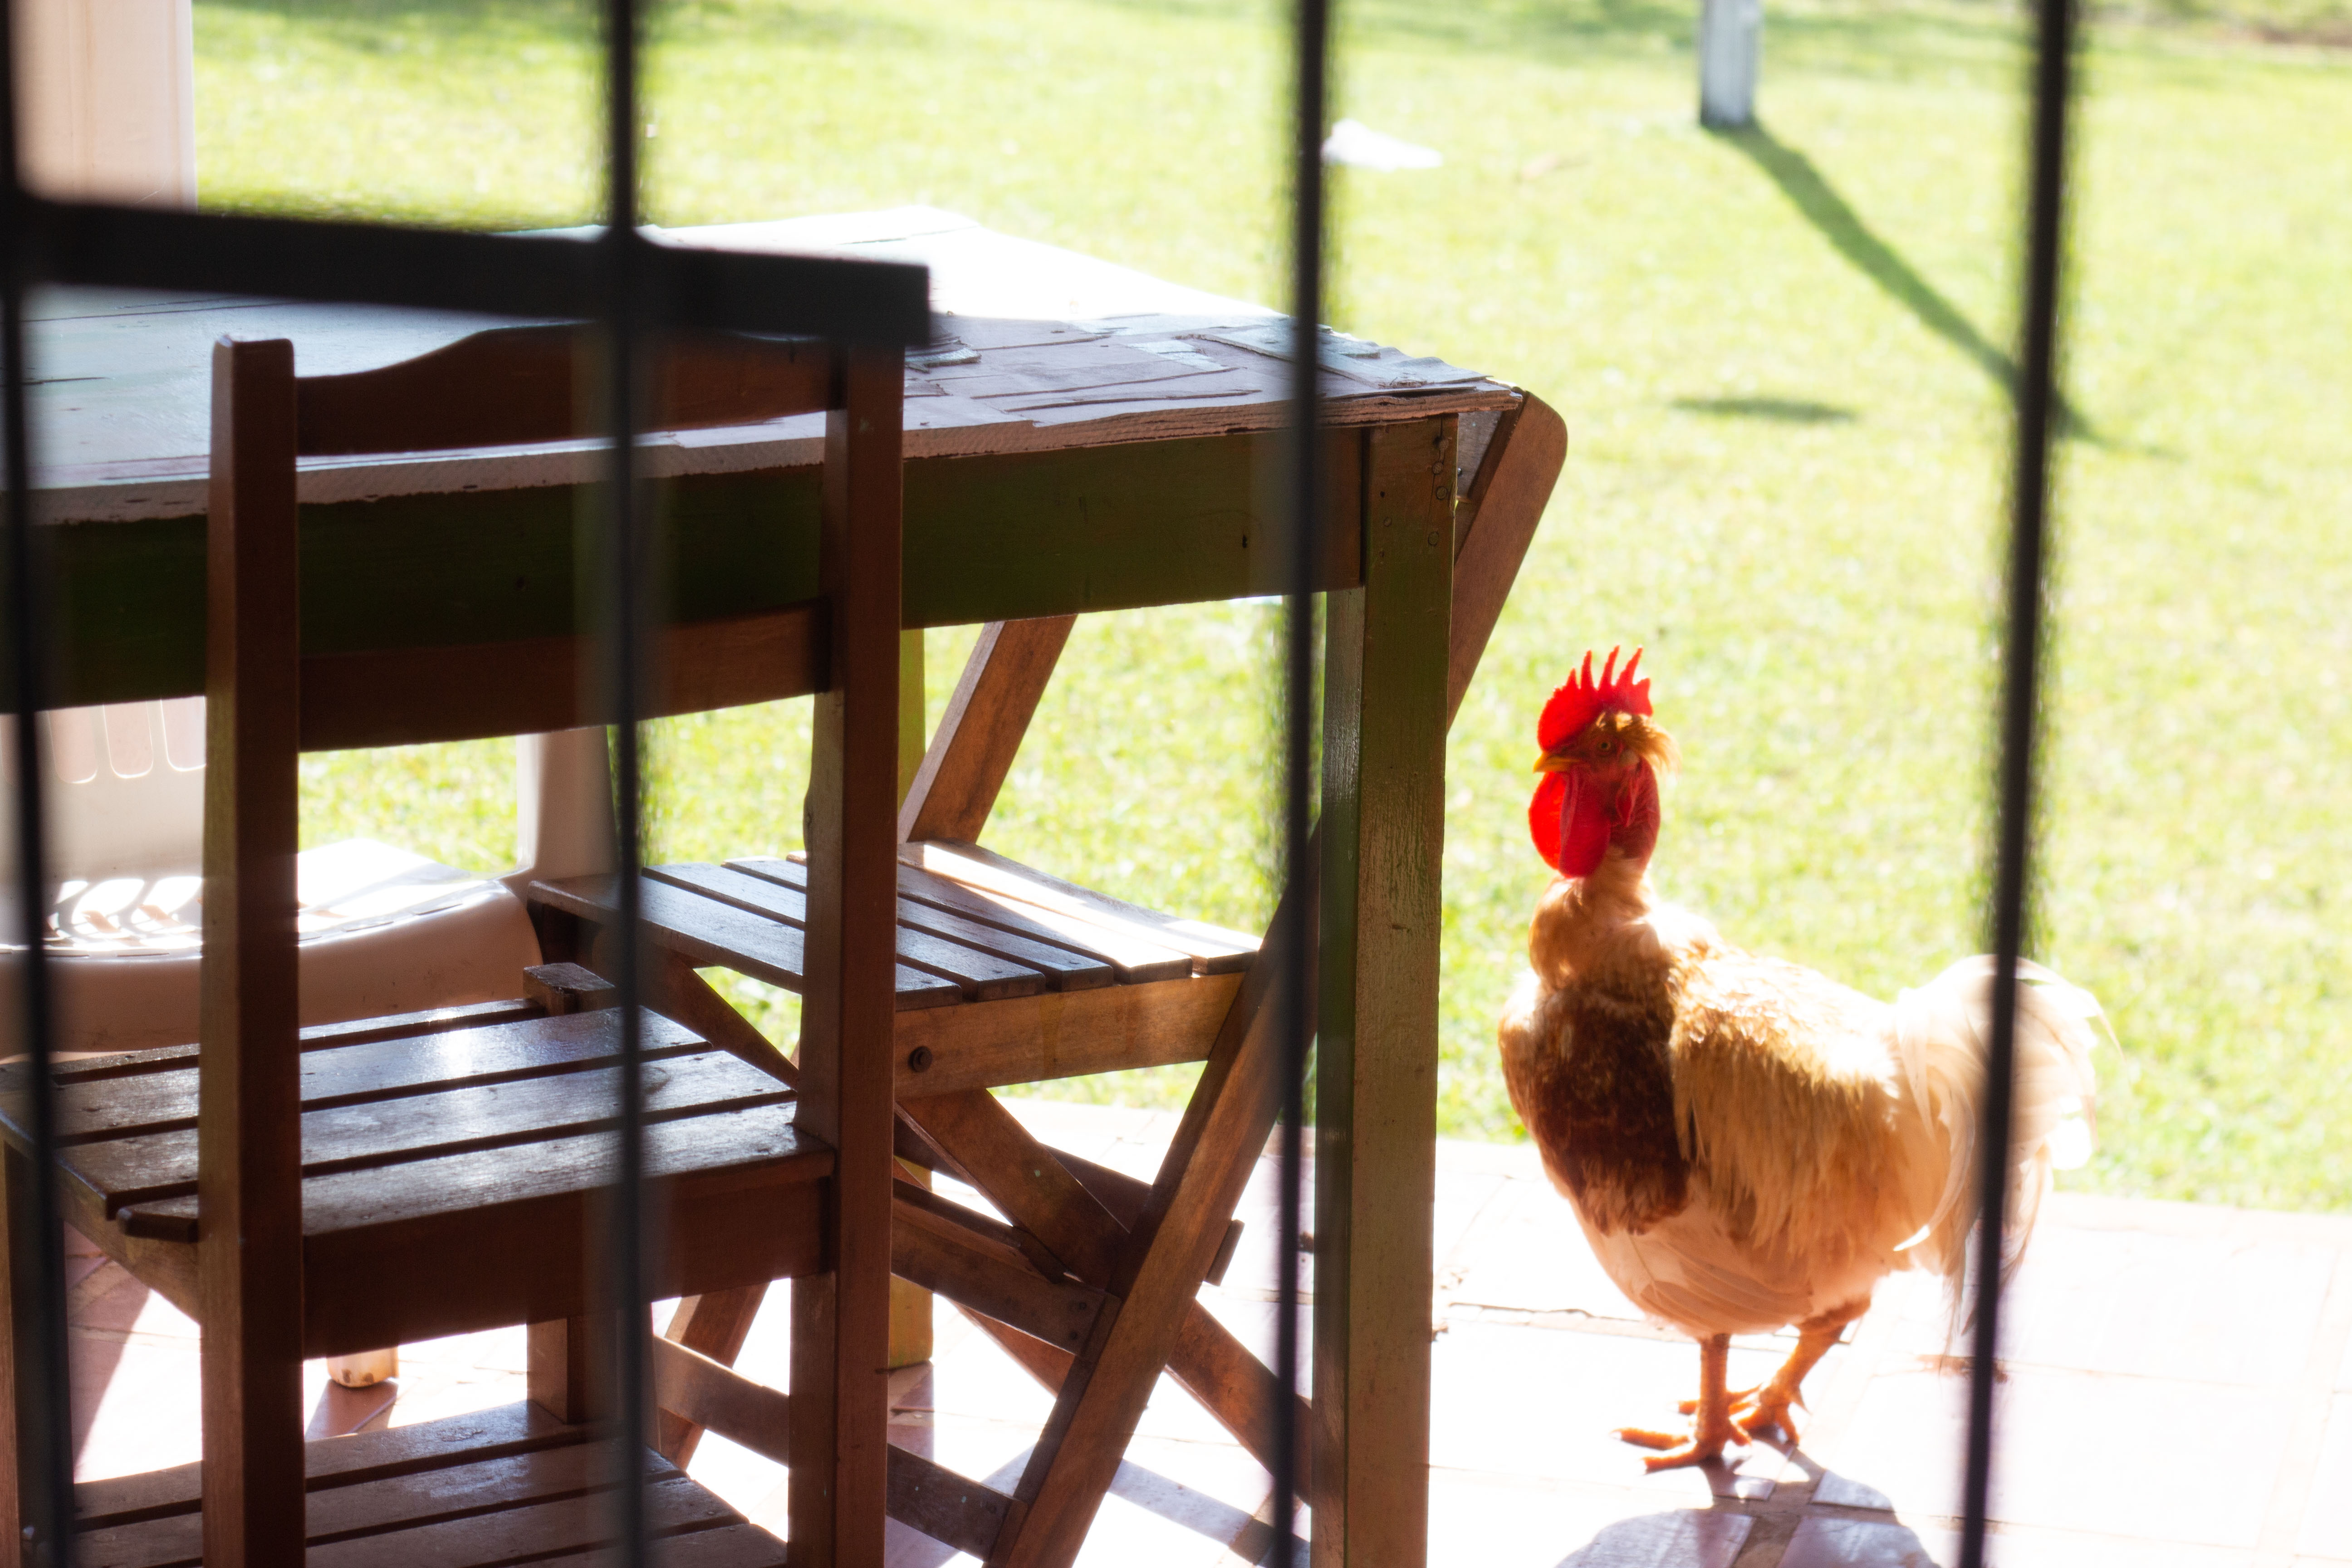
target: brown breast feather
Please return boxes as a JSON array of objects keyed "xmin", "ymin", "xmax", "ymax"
[{"xmin": 1513, "ymin": 975, "xmax": 1690, "ymax": 1235}]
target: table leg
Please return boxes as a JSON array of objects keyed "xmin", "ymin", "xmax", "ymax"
[
  {"xmin": 891, "ymin": 626, "xmax": 938, "ymax": 1369},
  {"xmin": 1315, "ymin": 416, "xmax": 1455, "ymax": 1568}
]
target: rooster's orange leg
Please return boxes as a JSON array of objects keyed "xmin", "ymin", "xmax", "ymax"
[
  {"xmin": 1617, "ymin": 1333, "xmax": 1746, "ymax": 1472},
  {"xmin": 1736, "ymin": 1296, "xmax": 1871, "ymax": 1444}
]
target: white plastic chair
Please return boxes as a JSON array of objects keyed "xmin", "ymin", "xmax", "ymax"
[{"xmin": 0, "ymin": 706, "xmax": 612, "ymax": 1059}]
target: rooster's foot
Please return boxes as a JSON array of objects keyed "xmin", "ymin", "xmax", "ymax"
[
  {"xmin": 1734, "ymin": 1387, "xmax": 1803, "ymax": 1444},
  {"xmin": 1678, "ymin": 1386, "xmax": 1757, "ymax": 1417},
  {"xmin": 1615, "ymin": 1414, "xmax": 1748, "ymax": 1472}
]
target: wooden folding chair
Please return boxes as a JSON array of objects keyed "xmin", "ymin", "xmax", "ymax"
[
  {"xmin": 0, "ymin": 319, "xmax": 909, "ymax": 1567},
  {"xmin": 528, "ymin": 397, "xmax": 1565, "ymax": 1567}
]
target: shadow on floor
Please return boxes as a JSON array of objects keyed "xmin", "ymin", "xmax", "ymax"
[{"xmin": 1719, "ymin": 123, "xmax": 2094, "ymax": 445}]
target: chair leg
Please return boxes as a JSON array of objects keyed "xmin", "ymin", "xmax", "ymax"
[
  {"xmin": 653, "ymin": 1285, "xmax": 766, "ymax": 1463},
  {"xmin": 527, "ymin": 1315, "xmax": 610, "ymax": 1425},
  {"xmin": 983, "ymin": 887, "xmax": 1309, "ymax": 1568}
]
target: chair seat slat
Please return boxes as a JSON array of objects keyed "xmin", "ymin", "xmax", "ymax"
[
  {"xmin": 651, "ymin": 862, "xmax": 1049, "ymax": 1002},
  {"xmin": 532, "ymin": 873, "xmax": 964, "ymax": 1009},
  {"xmin": 25, "ymin": 1010, "xmax": 706, "ymax": 1146},
  {"xmin": 721, "ymin": 858, "xmax": 1116, "ymax": 992},
  {"xmin": 735, "ymin": 855, "xmax": 1194, "ymax": 985},
  {"xmin": 69, "ymin": 1049, "xmax": 793, "ymax": 1212}
]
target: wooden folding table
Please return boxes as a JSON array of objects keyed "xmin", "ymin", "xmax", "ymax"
[{"xmin": 27, "ymin": 206, "xmax": 1566, "ymax": 1567}]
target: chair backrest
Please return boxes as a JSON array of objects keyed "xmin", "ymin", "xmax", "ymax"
[{"xmin": 196, "ymin": 320, "xmax": 907, "ymax": 1563}]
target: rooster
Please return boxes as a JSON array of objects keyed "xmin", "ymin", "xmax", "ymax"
[{"xmin": 1497, "ymin": 648, "xmax": 2105, "ymax": 1471}]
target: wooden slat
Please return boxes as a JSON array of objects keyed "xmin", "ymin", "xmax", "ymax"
[
  {"xmin": 895, "ymin": 1096, "xmax": 1294, "ymax": 1486},
  {"xmin": 80, "ymin": 1442, "xmax": 679, "ymax": 1568},
  {"xmin": 649, "ymin": 863, "xmax": 1048, "ymax": 1002},
  {"xmin": 893, "ymin": 973, "xmax": 1236, "ymax": 1096},
  {"xmin": 631, "ymin": 948, "xmax": 963, "ymax": 1181},
  {"xmin": 300, "ymin": 605, "xmax": 824, "ymax": 753},
  {"xmin": 95, "ymin": 1102, "xmax": 826, "ymax": 1345},
  {"xmin": 526, "ymin": 1521, "xmax": 787, "ymax": 1568},
  {"xmin": 894, "ymin": 1175, "xmax": 1066, "ymax": 1281},
  {"xmin": 34, "ymin": 1010, "xmax": 704, "ymax": 1145},
  {"xmin": 886, "ymin": 897, "xmax": 1116, "ymax": 992},
  {"xmin": 644, "ymin": 1338, "xmax": 1013, "ymax": 1562},
  {"xmin": 954, "ymin": 1300, "xmax": 1309, "ymax": 1498},
  {"xmin": 293, "ymin": 1000, "xmax": 551, "ymax": 1054},
  {"xmin": 722, "ymin": 858, "xmax": 1113, "ymax": 992},
  {"xmin": 1046, "ymin": 1147, "xmax": 1245, "ymax": 1287},
  {"xmin": 741, "ymin": 855, "xmax": 1191, "ymax": 985},
  {"xmin": 887, "ymin": 1445, "xmax": 1014, "ymax": 1561},
  {"xmin": 302, "ymin": 1475, "xmax": 737, "ymax": 1568},
  {"xmin": 905, "ymin": 841, "xmax": 1258, "ymax": 975},
  {"xmin": 529, "ymin": 873, "xmax": 962, "ymax": 1010},
  {"xmin": 293, "ymin": 1109, "xmax": 827, "ymax": 1356},
  {"xmin": 655, "ymin": 1286, "xmax": 769, "ymax": 1465},
  {"xmin": 898, "ymin": 615, "xmax": 1077, "ymax": 843},
  {"xmin": 30, "ymin": 1000, "xmax": 549, "ymax": 1089},
  {"xmin": 956, "ymin": 1304, "xmax": 1076, "ymax": 1393},
  {"xmin": 990, "ymin": 869, "xmax": 1313, "ymax": 1568},
  {"xmin": 652, "ymin": 1335, "xmax": 792, "ymax": 1468},
  {"xmin": 200, "ymin": 332, "xmax": 307, "ymax": 1568},
  {"xmin": 890, "ymin": 1197, "xmax": 1103, "ymax": 1352},
  {"xmin": 894, "ymin": 1092, "xmax": 1125, "ymax": 1286},
  {"xmin": 74, "ymin": 1403, "xmax": 579, "ymax": 1530},
  {"xmin": 73, "ymin": 1049, "xmax": 794, "ymax": 1214},
  {"xmin": 1445, "ymin": 395, "xmax": 1564, "ymax": 729}
]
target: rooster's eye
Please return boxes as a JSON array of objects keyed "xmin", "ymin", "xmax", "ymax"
[{"xmin": 1594, "ymin": 738, "xmax": 1617, "ymax": 757}]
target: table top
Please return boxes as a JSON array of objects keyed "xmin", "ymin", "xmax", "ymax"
[{"xmin": 31, "ymin": 206, "xmax": 1517, "ymax": 526}]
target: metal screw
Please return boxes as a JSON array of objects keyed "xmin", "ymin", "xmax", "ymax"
[{"xmin": 907, "ymin": 1046, "xmax": 934, "ymax": 1073}]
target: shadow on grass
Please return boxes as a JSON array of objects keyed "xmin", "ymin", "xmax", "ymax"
[
  {"xmin": 1720, "ymin": 122, "xmax": 2096, "ymax": 444},
  {"xmin": 1671, "ymin": 395, "xmax": 1857, "ymax": 422}
]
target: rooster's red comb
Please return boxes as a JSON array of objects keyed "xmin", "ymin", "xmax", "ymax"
[{"xmin": 1537, "ymin": 647, "xmax": 1651, "ymax": 751}]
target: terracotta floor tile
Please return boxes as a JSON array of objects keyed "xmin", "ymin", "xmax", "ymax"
[
  {"xmin": 46, "ymin": 1102, "xmax": 2342, "ymax": 1567},
  {"xmin": 2297, "ymin": 1392, "xmax": 2352, "ymax": 1560},
  {"xmin": 1784, "ymin": 1518, "xmax": 2256, "ymax": 1568},
  {"xmin": 1440, "ymin": 1176, "xmax": 1647, "ymax": 1324},
  {"xmin": 74, "ymin": 1333, "xmax": 202, "ymax": 1481},
  {"xmin": 1430, "ymin": 1319, "xmax": 1793, "ymax": 1500},
  {"xmin": 1810, "ymin": 1362, "xmax": 2294, "ymax": 1546},
  {"xmin": 1874, "ymin": 1225, "xmax": 2336, "ymax": 1387},
  {"xmin": 1426, "ymin": 1469, "xmax": 1749, "ymax": 1568}
]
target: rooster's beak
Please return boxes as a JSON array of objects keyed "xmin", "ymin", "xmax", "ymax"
[{"xmin": 1533, "ymin": 752, "xmax": 1572, "ymax": 774}]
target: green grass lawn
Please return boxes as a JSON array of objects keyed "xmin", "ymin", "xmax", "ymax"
[{"xmin": 212, "ymin": 0, "xmax": 2352, "ymax": 1210}]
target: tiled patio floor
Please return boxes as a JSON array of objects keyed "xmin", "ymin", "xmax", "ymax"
[{"xmin": 61, "ymin": 1098, "xmax": 2352, "ymax": 1566}]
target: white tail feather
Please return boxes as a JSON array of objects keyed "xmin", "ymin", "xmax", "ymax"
[{"xmin": 1889, "ymin": 956, "xmax": 2108, "ymax": 1309}]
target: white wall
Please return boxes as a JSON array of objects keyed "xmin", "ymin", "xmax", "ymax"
[{"xmin": 15, "ymin": 0, "xmax": 196, "ymax": 205}]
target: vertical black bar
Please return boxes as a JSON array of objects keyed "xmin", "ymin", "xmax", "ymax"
[
  {"xmin": 1274, "ymin": 1, "xmax": 1329, "ymax": 1565},
  {"xmin": 0, "ymin": 12, "xmax": 77, "ymax": 1565},
  {"xmin": 600, "ymin": 0, "xmax": 649, "ymax": 1559},
  {"xmin": 1959, "ymin": 0, "xmax": 2076, "ymax": 1557}
]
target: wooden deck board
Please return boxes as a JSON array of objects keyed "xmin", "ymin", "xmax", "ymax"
[
  {"xmin": 73, "ymin": 1405, "xmax": 784, "ymax": 1568},
  {"xmin": 651, "ymin": 862, "xmax": 1049, "ymax": 1002},
  {"xmin": 735, "ymin": 855, "xmax": 1195, "ymax": 985},
  {"xmin": 531, "ymin": 873, "xmax": 965, "ymax": 1010},
  {"xmin": 67, "ymin": 1049, "xmax": 794, "ymax": 1212},
  {"xmin": 22, "ymin": 1011, "xmax": 706, "ymax": 1146},
  {"xmin": 720, "ymin": 858, "xmax": 1117, "ymax": 991}
]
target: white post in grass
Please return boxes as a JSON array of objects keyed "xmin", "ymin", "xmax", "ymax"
[
  {"xmin": 1698, "ymin": 0, "xmax": 1762, "ymax": 130},
  {"xmin": 15, "ymin": 0, "xmax": 198, "ymax": 205}
]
